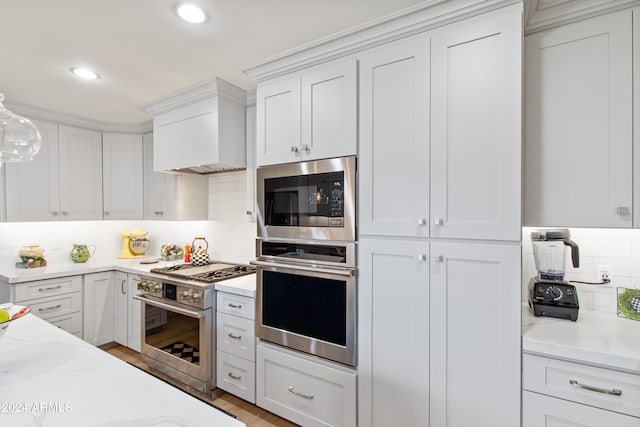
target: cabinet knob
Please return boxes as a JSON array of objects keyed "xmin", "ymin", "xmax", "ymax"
[
  {"xmin": 154, "ymin": 211, "xmax": 163, "ymax": 216},
  {"xmin": 417, "ymin": 218, "xmax": 427, "ymax": 226},
  {"xmin": 62, "ymin": 211, "xmax": 69, "ymax": 217},
  {"xmin": 104, "ymin": 211, "xmax": 110, "ymax": 216},
  {"xmin": 617, "ymin": 206, "xmax": 630, "ymax": 215},
  {"xmin": 246, "ymin": 210, "xmax": 253, "ymax": 216},
  {"xmin": 417, "ymin": 254, "xmax": 427, "ymax": 262},
  {"xmin": 302, "ymin": 144, "xmax": 310, "ymax": 153},
  {"xmin": 434, "ymin": 218, "xmax": 443, "ymax": 226},
  {"xmin": 290, "ymin": 146, "xmax": 299, "ymax": 154},
  {"xmin": 52, "ymin": 211, "xmax": 59, "ymax": 217},
  {"xmin": 435, "ymin": 255, "xmax": 444, "ymax": 263}
]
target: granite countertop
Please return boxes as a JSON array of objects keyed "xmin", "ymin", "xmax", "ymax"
[
  {"xmin": 1, "ymin": 313, "xmax": 245, "ymax": 427},
  {"xmin": 0, "ymin": 258, "xmax": 256, "ymax": 297},
  {"xmin": 522, "ymin": 304, "xmax": 640, "ymax": 374}
]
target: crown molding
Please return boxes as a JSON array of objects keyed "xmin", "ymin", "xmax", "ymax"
[
  {"xmin": 5, "ymin": 102, "xmax": 153, "ymax": 134},
  {"xmin": 244, "ymin": 0, "xmax": 521, "ymax": 83},
  {"xmin": 143, "ymin": 77, "xmax": 247, "ymax": 116},
  {"xmin": 246, "ymin": 89, "xmax": 256, "ymax": 107},
  {"xmin": 524, "ymin": 0, "xmax": 640, "ymax": 34}
]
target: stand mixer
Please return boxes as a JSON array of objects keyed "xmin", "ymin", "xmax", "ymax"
[
  {"xmin": 118, "ymin": 229, "xmax": 150, "ymax": 259},
  {"xmin": 528, "ymin": 229, "xmax": 581, "ymax": 321}
]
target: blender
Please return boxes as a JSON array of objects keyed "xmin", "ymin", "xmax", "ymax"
[{"xmin": 528, "ymin": 229, "xmax": 580, "ymax": 321}]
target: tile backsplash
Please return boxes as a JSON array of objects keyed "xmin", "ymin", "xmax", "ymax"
[
  {"xmin": 522, "ymin": 227, "xmax": 640, "ymax": 314},
  {"xmin": 0, "ymin": 170, "xmax": 257, "ymax": 268}
]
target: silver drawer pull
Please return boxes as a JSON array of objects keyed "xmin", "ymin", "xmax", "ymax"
[
  {"xmin": 228, "ymin": 303, "xmax": 242, "ymax": 309},
  {"xmin": 228, "ymin": 333, "xmax": 242, "ymax": 340},
  {"xmin": 38, "ymin": 285, "xmax": 62, "ymax": 292},
  {"xmin": 228, "ymin": 372, "xmax": 242, "ymax": 380},
  {"xmin": 38, "ymin": 304, "xmax": 62, "ymax": 312},
  {"xmin": 569, "ymin": 379, "xmax": 622, "ymax": 396},
  {"xmin": 288, "ymin": 386, "xmax": 314, "ymax": 400}
]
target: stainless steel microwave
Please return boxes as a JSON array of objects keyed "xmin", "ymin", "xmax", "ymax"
[{"xmin": 256, "ymin": 156, "xmax": 356, "ymax": 241}]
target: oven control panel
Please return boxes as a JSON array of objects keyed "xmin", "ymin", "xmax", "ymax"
[{"xmin": 138, "ymin": 278, "xmax": 210, "ymax": 309}]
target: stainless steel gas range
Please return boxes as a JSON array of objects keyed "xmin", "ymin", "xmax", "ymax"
[{"xmin": 133, "ymin": 262, "xmax": 255, "ymax": 396}]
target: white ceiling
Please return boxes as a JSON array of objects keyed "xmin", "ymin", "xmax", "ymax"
[{"xmin": 0, "ymin": 0, "xmax": 426, "ymax": 126}]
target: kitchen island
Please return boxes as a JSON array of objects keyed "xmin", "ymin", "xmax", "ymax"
[{"xmin": 0, "ymin": 313, "xmax": 245, "ymax": 427}]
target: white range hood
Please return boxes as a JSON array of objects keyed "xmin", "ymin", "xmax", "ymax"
[{"xmin": 144, "ymin": 78, "xmax": 247, "ymax": 174}]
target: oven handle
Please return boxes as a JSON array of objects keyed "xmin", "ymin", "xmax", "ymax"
[
  {"xmin": 251, "ymin": 259, "xmax": 354, "ymax": 277},
  {"xmin": 133, "ymin": 295, "xmax": 204, "ymax": 319}
]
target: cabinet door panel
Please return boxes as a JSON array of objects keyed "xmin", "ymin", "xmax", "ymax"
[
  {"xmin": 114, "ymin": 272, "xmax": 128, "ymax": 347},
  {"xmin": 359, "ymin": 34, "xmax": 430, "ymax": 238},
  {"xmin": 358, "ymin": 238, "xmax": 429, "ymax": 427},
  {"xmin": 301, "ymin": 59, "xmax": 357, "ymax": 160},
  {"xmin": 83, "ymin": 272, "xmax": 115, "ymax": 346},
  {"xmin": 256, "ymin": 76, "xmax": 301, "ymax": 166},
  {"xmin": 127, "ymin": 274, "xmax": 141, "ymax": 352},
  {"xmin": 58, "ymin": 125, "xmax": 103, "ymax": 220},
  {"xmin": 430, "ymin": 240, "xmax": 520, "ymax": 427},
  {"xmin": 5, "ymin": 119, "xmax": 59, "ymax": 221},
  {"xmin": 525, "ymin": 10, "xmax": 632, "ymax": 227},
  {"xmin": 143, "ymin": 132, "xmax": 167, "ymax": 219},
  {"xmin": 103, "ymin": 133, "xmax": 143, "ymax": 219},
  {"xmin": 431, "ymin": 6, "xmax": 522, "ymax": 240}
]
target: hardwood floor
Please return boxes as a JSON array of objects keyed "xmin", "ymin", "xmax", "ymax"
[{"xmin": 102, "ymin": 343, "xmax": 299, "ymax": 427}]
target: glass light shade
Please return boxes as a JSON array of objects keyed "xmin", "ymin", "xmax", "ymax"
[{"xmin": 0, "ymin": 93, "xmax": 42, "ymax": 164}]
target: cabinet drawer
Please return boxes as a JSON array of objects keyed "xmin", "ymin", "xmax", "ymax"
[
  {"xmin": 14, "ymin": 276, "xmax": 82, "ymax": 302},
  {"xmin": 257, "ymin": 342, "xmax": 356, "ymax": 427},
  {"xmin": 523, "ymin": 353, "xmax": 640, "ymax": 417},
  {"xmin": 29, "ymin": 292, "xmax": 81, "ymax": 320},
  {"xmin": 217, "ymin": 292, "xmax": 255, "ymax": 320},
  {"xmin": 217, "ymin": 312, "xmax": 255, "ymax": 361},
  {"xmin": 47, "ymin": 311, "xmax": 82, "ymax": 335},
  {"xmin": 523, "ymin": 390, "xmax": 639, "ymax": 427},
  {"xmin": 217, "ymin": 350, "xmax": 256, "ymax": 404}
]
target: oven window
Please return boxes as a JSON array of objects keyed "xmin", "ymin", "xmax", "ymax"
[
  {"xmin": 144, "ymin": 305, "xmax": 201, "ymax": 366},
  {"xmin": 264, "ymin": 171, "xmax": 345, "ymax": 227},
  {"xmin": 262, "ymin": 270, "xmax": 347, "ymax": 346}
]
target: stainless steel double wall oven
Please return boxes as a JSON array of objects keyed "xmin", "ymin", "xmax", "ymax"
[{"xmin": 255, "ymin": 156, "xmax": 357, "ymax": 367}]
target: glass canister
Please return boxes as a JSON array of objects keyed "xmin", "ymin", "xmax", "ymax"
[{"xmin": 70, "ymin": 244, "xmax": 96, "ymax": 263}]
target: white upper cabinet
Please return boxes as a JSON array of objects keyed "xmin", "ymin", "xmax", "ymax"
[
  {"xmin": 301, "ymin": 59, "xmax": 357, "ymax": 161},
  {"xmin": 103, "ymin": 133, "xmax": 143, "ymax": 220},
  {"xmin": 256, "ymin": 59, "xmax": 357, "ymax": 166},
  {"xmin": 524, "ymin": 9, "xmax": 633, "ymax": 227},
  {"xmin": 430, "ymin": 6, "xmax": 522, "ymax": 241},
  {"xmin": 58, "ymin": 125, "xmax": 103, "ymax": 220},
  {"xmin": 358, "ymin": 34, "xmax": 430, "ymax": 238},
  {"xmin": 256, "ymin": 75, "xmax": 301, "ymax": 166},
  {"xmin": 430, "ymin": 240, "xmax": 521, "ymax": 427},
  {"xmin": 5, "ymin": 119, "xmax": 60, "ymax": 221}
]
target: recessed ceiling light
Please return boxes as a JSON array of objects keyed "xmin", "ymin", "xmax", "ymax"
[
  {"xmin": 70, "ymin": 67, "xmax": 99, "ymax": 80},
  {"xmin": 176, "ymin": 3, "xmax": 206, "ymax": 24}
]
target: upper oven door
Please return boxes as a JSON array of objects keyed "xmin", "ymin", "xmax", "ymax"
[{"xmin": 257, "ymin": 156, "xmax": 356, "ymax": 241}]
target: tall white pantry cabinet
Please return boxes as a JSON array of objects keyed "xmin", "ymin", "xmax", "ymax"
[{"xmin": 358, "ymin": 4, "xmax": 522, "ymax": 427}]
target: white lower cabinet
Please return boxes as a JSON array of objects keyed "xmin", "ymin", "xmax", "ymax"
[
  {"xmin": 523, "ymin": 391, "xmax": 640, "ymax": 426},
  {"xmin": 114, "ymin": 272, "xmax": 128, "ymax": 347},
  {"xmin": 256, "ymin": 341, "xmax": 356, "ymax": 427},
  {"xmin": 216, "ymin": 291, "xmax": 256, "ymax": 403},
  {"xmin": 429, "ymin": 240, "xmax": 521, "ymax": 427},
  {"xmin": 83, "ymin": 271, "xmax": 115, "ymax": 346},
  {"xmin": 358, "ymin": 238, "xmax": 429, "ymax": 427},
  {"xmin": 1, "ymin": 276, "xmax": 83, "ymax": 337},
  {"xmin": 127, "ymin": 274, "xmax": 142, "ymax": 352},
  {"xmin": 523, "ymin": 353, "xmax": 640, "ymax": 425}
]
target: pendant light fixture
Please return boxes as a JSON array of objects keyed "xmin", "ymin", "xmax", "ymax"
[{"xmin": 0, "ymin": 93, "xmax": 42, "ymax": 166}]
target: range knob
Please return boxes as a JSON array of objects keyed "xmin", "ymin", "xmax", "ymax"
[
  {"xmin": 137, "ymin": 281, "xmax": 144, "ymax": 291},
  {"xmin": 181, "ymin": 290, "xmax": 190, "ymax": 300},
  {"xmin": 192, "ymin": 292, "xmax": 201, "ymax": 302},
  {"xmin": 153, "ymin": 283, "xmax": 161, "ymax": 293}
]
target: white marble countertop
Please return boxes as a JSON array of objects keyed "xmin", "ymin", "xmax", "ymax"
[
  {"xmin": 0, "ymin": 258, "xmax": 256, "ymax": 297},
  {"xmin": 1, "ymin": 313, "xmax": 245, "ymax": 427},
  {"xmin": 522, "ymin": 304, "xmax": 640, "ymax": 374}
]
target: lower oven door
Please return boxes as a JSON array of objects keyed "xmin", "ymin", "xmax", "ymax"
[
  {"xmin": 254, "ymin": 260, "xmax": 356, "ymax": 366},
  {"xmin": 133, "ymin": 295, "xmax": 212, "ymax": 391}
]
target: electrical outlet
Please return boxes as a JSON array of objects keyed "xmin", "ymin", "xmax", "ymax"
[{"xmin": 596, "ymin": 265, "xmax": 613, "ymax": 284}]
